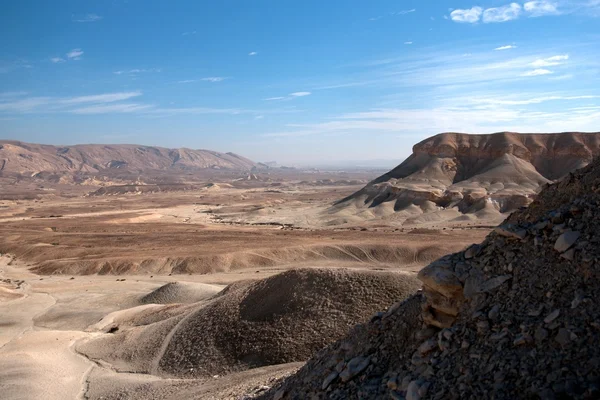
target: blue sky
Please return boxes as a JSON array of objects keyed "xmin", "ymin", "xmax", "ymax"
[{"xmin": 1, "ymin": 0, "xmax": 599, "ymax": 164}]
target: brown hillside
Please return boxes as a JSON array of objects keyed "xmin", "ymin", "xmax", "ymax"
[{"xmin": 0, "ymin": 140, "xmax": 255, "ymax": 175}]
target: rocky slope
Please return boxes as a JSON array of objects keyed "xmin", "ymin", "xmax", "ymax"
[
  {"xmin": 78, "ymin": 269, "xmax": 420, "ymax": 379},
  {"xmin": 329, "ymin": 132, "xmax": 600, "ymax": 227},
  {"xmin": 0, "ymin": 140, "xmax": 255, "ymax": 175},
  {"xmin": 263, "ymin": 157, "xmax": 600, "ymax": 399}
]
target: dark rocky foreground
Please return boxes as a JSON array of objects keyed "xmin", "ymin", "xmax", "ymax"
[{"xmin": 260, "ymin": 158, "xmax": 600, "ymax": 399}]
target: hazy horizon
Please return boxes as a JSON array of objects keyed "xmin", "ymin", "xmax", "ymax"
[{"xmin": 1, "ymin": 0, "xmax": 600, "ymax": 163}]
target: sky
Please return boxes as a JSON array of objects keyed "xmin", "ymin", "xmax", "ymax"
[{"xmin": 1, "ymin": 0, "xmax": 599, "ymax": 164}]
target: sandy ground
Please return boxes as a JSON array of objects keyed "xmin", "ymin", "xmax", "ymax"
[{"xmin": 0, "ymin": 177, "xmax": 493, "ymax": 399}]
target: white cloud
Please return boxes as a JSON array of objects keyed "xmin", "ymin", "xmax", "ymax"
[
  {"xmin": 73, "ymin": 14, "xmax": 102, "ymax": 22},
  {"xmin": 530, "ymin": 54, "xmax": 569, "ymax": 67},
  {"xmin": 50, "ymin": 57, "xmax": 65, "ymax": 63},
  {"xmin": 255, "ymin": 115, "xmax": 264, "ymax": 120},
  {"xmin": 524, "ymin": 1, "xmax": 560, "ymax": 16},
  {"xmin": 201, "ymin": 77, "xmax": 227, "ymax": 82},
  {"xmin": 290, "ymin": 92, "xmax": 311, "ymax": 97},
  {"xmin": 495, "ymin": 45, "xmax": 517, "ymax": 51},
  {"xmin": 182, "ymin": 30, "xmax": 197, "ymax": 36},
  {"xmin": 450, "ymin": 7, "xmax": 483, "ymax": 23},
  {"xmin": 70, "ymin": 103, "xmax": 152, "ymax": 114},
  {"xmin": 113, "ymin": 68, "xmax": 162, "ymax": 75},
  {"xmin": 521, "ymin": 68, "xmax": 554, "ymax": 76},
  {"xmin": 404, "ymin": 41, "xmax": 413, "ymax": 45},
  {"xmin": 59, "ymin": 91, "xmax": 143, "ymax": 105},
  {"xmin": 396, "ymin": 9, "xmax": 416, "ymax": 15},
  {"xmin": 265, "ymin": 97, "xmax": 286, "ymax": 101},
  {"xmin": 66, "ymin": 49, "xmax": 84, "ymax": 60},
  {"xmin": 178, "ymin": 80, "xmax": 196, "ymax": 84},
  {"xmin": 249, "ymin": 51, "xmax": 258, "ymax": 56},
  {"xmin": 483, "ymin": 3, "xmax": 521, "ymax": 23}
]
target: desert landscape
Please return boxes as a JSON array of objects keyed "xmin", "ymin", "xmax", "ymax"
[{"xmin": 1, "ymin": 131, "xmax": 600, "ymax": 399}]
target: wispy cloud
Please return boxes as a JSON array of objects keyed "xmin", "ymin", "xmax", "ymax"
[
  {"xmin": 0, "ymin": 91, "xmax": 143, "ymax": 113},
  {"xmin": 530, "ymin": 54, "xmax": 569, "ymax": 67},
  {"xmin": 182, "ymin": 30, "xmax": 197, "ymax": 36},
  {"xmin": 70, "ymin": 103, "xmax": 152, "ymax": 114},
  {"xmin": 265, "ymin": 92, "xmax": 311, "ymax": 101},
  {"xmin": 395, "ymin": 9, "xmax": 416, "ymax": 15},
  {"xmin": 66, "ymin": 49, "xmax": 84, "ymax": 60},
  {"xmin": 249, "ymin": 51, "xmax": 258, "ymax": 56},
  {"xmin": 59, "ymin": 92, "xmax": 142, "ymax": 105},
  {"xmin": 450, "ymin": 7, "xmax": 483, "ymax": 23},
  {"xmin": 404, "ymin": 41, "xmax": 413, "ymax": 45},
  {"xmin": 73, "ymin": 14, "xmax": 102, "ymax": 22},
  {"xmin": 483, "ymin": 3, "xmax": 521, "ymax": 23},
  {"xmin": 524, "ymin": 0, "xmax": 560, "ymax": 16},
  {"xmin": 201, "ymin": 77, "xmax": 227, "ymax": 82},
  {"xmin": 50, "ymin": 57, "xmax": 65, "ymax": 63},
  {"xmin": 495, "ymin": 45, "xmax": 517, "ymax": 51},
  {"xmin": 178, "ymin": 80, "xmax": 196, "ymax": 84},
  {"xmin": 521, "ymin": 68, "xmax": 554, "ymax": 76},
  {"xmin": 113, "ymin": 68, "xmax": 162, "ymax": 75},
  {"xmin": 262, "ymin": 92, "xmax": 600, "ymax": 139}
]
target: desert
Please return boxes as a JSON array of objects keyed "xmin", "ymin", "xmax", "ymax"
[
  {"xmin": 3, "ymin": 2, "xmax": 600, "ymax": 398},
  {"xmin": 1, "ymin": 131, "xmax": 600, "ymax": 399}
]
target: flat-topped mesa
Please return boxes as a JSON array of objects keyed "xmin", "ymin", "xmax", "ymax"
[{"xmin": 331, "ymin": 132, "xmax": 600, "ymax": 225}]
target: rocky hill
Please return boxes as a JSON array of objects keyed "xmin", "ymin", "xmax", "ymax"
[
  {"xmin": 328, "ymin": 132, "xmax": 600, "ymax": 227},
  {"xmin": 263, "ymin": 156, "xmax": 600, "ymax": 400},
  {"xmin": 0, "ymin": 140, "xmax": 255, "ymax": 175}
]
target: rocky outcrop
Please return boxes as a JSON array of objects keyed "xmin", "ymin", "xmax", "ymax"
[
  {"xmin": 0, "ymin": 140, "xmax": 256, "ymax": 175},
  {"xmin": 263, "ymin": 156, "xmax": 600, "ymax": 400},
  {"xmin": 330, "ymin": 132, "xmax": 600, "ymax": 226}
]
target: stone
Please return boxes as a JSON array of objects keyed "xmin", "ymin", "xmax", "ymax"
[
  {"xmin": 535, "ymin": 327, "xmax": 549, "ymax": 343},
  {"xmin": 464, "ymin": 245, "xmax": 480, "ymax": 259},
  {"xmin": 418, "ymin": 266, "xmax": 463, "ymax": 298},
  {"xmin": 544, "ymin": 309, "xmax": 561, "ymax": 324},
  {"xmin": 339, "ymin": 356, "xmax": 370, "ymax": 382},
  {"xmin": 554, "ymin": 231, "xmax": 580, "ymax": 252},
  {"xmin": 418, "ymin": 382, "xmax": 431, "ymax": 397},
  {"xmin": 495, "ymin": 225, "xmax": 527, "ymax": 240},
  {"xmin": 322, "ymin": 371, "xmax": 338, "ymax": 390},
  {"xmin": 479, "ymin": 275, "xmax": 512, "ymax": 293},
  {"xmin": 406, "ymin": 381, "xmax": 421, "ymax": 400},
  {"xmin": 386, "ymin": 376, "xmax": 398, "ymax": 390},
  {"xmin": 273, "ymin": 388, "xmax": 286, "ymax": 400},
  {"xmin": 513, "ymin": 333, "xmax": 533, "ymax": 346},
  {"xmin": 422, "ymin": 287, "xmax": 462, "ymax": 316},
  {"xmin": 423, "ymin": 308, "xmax": 456, "ymax": 329},
  {"xmin": 561, "ymin": 248, "xmax": 575, "ymax": 261},
  {"xmin": 555, "ymin": 328, "xmax": 571, "ymax": 346},
  {"xmin": 418, "ymin": 339, "xmax": 438, "ymax": 356},
  {"xmin": 488, "ymin": 304, "xmax": 500, "ymax": 320}
]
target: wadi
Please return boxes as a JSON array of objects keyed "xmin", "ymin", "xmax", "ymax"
[{"xmin": 1, "ymin": 131, "xmax": 599, "ymax": 399}]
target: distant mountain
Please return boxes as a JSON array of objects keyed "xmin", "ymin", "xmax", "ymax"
[
  {"xmin": 329, "ymin": 132, "xmax": 600, "ymax": 226},
  {"xmin": 0, "ymin": 140, "xmax": 255, "ymax": 175}
]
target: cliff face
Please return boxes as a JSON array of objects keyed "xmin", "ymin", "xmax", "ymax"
[
  {"xmin": 330, "ymin": 132, "xmax": 600, "ymax": 226},
  {"xmin": 0, "ymin": 141, "xmax": 255, "ymax": 175}
]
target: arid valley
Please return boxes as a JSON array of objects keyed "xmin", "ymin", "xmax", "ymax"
[{"xmin": 2, "ymin": 132, "xmax": 600, "ymax": 399}]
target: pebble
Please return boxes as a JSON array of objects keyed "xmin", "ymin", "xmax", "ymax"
[
  {"xmin": 555, "ymin": 328, "xmax": 571, "ymax": 346},
  {"xmin": 322, "ymin": 371, "xmax": 339, "ymax": 390},
  {"xmin": 406, "ymin": 381, "xmax": 421, "ymax": 400},
  {"xmin": 554, "ymin": 231, "xmax": 580, "ymax": 252},
  {"xmin": 544, "ymin": 309, "xmax": 561, "ymax": 324},
  {"xmin": 339, "ymin": 356, "xmax": 370, "ymax": 382}
]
